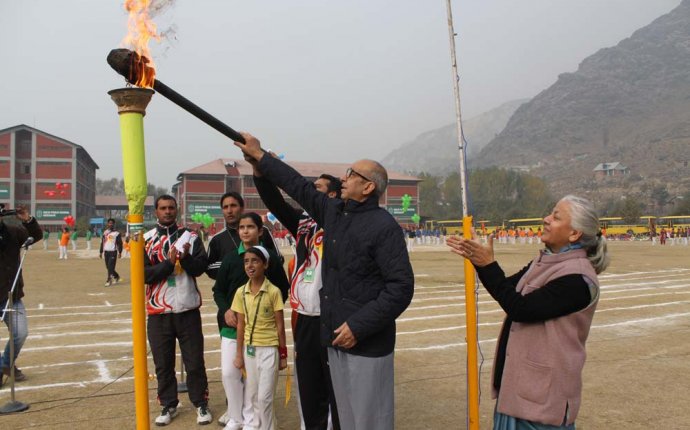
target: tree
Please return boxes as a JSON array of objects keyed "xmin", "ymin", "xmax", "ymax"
[
  {"xmin": 651, "ymin": 185, "xmax": 670, "ymax": 212},
  {"xmin": 97, "ymin": 177, "xmax": 168, "ymax": 197},
  {"xmin": 617, "ymin": 197, "xmax": 643, "ymax": 224},
  {"xmin": 417, "ymin": 173, "xmax": 443, "ymax": 219}
]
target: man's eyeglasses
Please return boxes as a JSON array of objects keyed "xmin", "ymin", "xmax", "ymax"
[{"xmin": 345, "ymin": 167, "xmax": 372, "ymax": 182}]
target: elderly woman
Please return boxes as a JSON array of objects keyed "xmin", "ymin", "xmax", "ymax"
[{"xmin": 448, "ymin": 195, "xmax": 609, "ymax": 430}]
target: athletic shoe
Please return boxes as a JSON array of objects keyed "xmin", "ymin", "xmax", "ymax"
[
  {"xmin": 155, "ymin": 406, "xmax": 178, "ymax": 426},
  {"xmin": 197, "ymin": 405, "xmax": 212, "ymax": 425},
  {"xmin": 217, "ymin": 412, "xmax": 229, "ymax": 426},
  {"xmin": 1, "ymin": 366, "xmax": 26, "ymax": 382},
  {"xmin": 104, "ymin": 280, "xmax": 112, "ymax": 287},
  {"xmin": 114, "ymin": 277, "xmax": 121, "ymax": 284}
]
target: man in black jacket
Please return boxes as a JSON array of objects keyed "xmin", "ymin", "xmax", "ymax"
[
  {"xmin": 205, "ymin": 191, "xmax": 281, "ymax": 280},
  {"xmin": 0, "ymin": 205, "xmax": 42, "ymax": 387},
  {"xmin": 236, "ymin": 133, "xmax": 414, "ymax": 430},
  {"xmin": 253, "ymin": 166, "xmax": 342, "ymax": 430}
]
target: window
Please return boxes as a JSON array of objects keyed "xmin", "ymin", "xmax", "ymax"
[{"xmin": 24, "ymin": 165, "xmax": 31, "ymax": 174}]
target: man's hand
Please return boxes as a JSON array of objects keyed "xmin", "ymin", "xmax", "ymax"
[
  {"xmin": 234, "ymin": 132, "xmax": 265, "ymax": 163},
  {"xmin": 99, "ymin": 253, "xmax": 103, "ymax": 259},
  {"xmin": 224, "ymin": 309, "xmax": 238, "ymax": 327},
  {"xmin": 332, "ymin": 322, "xmax": 357, "ymax": 349},
  {"xmin": 167, "ymin": 247, "xmax": 178, "ymax": 265},
  {"xmin": 118, "ymin": 253, "xmax": 122, "ymax": 259},
  {"xmin": 178, "ymin": 242, "xmax": 191, "ymax": 260},
  {"xmin": 15, "ymin": 205, "xmax": 30, "ymax": 223},
  {"xmin": 279, "ymin": 358, "xmax": 288, "ymax": 370}
]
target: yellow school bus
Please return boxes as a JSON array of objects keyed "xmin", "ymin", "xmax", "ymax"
[
  {"xmin": 657, "ymin": 215, "xmax": 690, "ymax": 230},
  {"xmin": 599, "ymin": 217, "xmax": 654, "ymax": 235}
]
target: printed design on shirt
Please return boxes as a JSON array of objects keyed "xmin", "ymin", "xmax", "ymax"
[
  {"xmin": 144, "ymin": 228, "xmax": 197, "ymax": 314},
  {"xmin": 289, "ymin": 216, "xmax": 323, "ymax": 310}
]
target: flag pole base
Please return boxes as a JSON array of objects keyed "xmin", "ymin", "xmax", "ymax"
[{"xmin": 0, "ymin": 400, "xmax": 30, "ymax": 414}]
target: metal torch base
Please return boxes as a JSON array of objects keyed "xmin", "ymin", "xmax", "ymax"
[{"xmin": 0, "ymin": 400, "xmax": 30, "ymax": 414}]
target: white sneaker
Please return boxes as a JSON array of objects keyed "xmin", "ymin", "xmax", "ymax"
[
  {"xmin": 155, "ymin": 406, "xmax": 178, "ymax": 426},
  {"xmin": 222, "ymin": 420, "xmax": 243, "ymax": 430},
  {"xmin": 217, "ymin": 412, "xmax": 229, "ymax": 426},
  {"xmin": 197, "ymin": 405, "xmax": 212, "ymax": 425}
]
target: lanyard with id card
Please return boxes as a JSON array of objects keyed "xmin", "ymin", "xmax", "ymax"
[
  {"xmin": 243, "ymin": 287, "xmax": 264, "ymax": 357},
  {"xmin": 303, "ymin": 267, "xmax": 315, "ymax": 283}
]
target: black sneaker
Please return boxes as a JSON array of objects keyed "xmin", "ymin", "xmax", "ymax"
[
  {"xmin": 1, "ymin": 366, "xmax": 26, "ymax": 382},
  {"xmin": 155, "ymin": 406, "xmax": 178, "ymax": 426}
]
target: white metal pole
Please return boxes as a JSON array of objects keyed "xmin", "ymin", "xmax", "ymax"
[{"xmin": 445, "ymin": 0, "xmax": 469, "ymax": 217}]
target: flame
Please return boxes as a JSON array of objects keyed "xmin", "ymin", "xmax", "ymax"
[{"xmin": 122, "ymin": 0, "xmax": 160, "ymax": 88}]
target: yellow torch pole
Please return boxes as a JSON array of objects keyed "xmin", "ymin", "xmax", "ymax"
[
  {"xmin": 463, "ymin": 215, "xmax": 480, "ymax": 429},
  {"xmin": 109, "ymin": 88, "xmax": 154, "ymax": 430}
]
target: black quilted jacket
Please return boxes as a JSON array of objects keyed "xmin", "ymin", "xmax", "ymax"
[{"xmin": 258, "ymin": 156, "xmax": 414, "ymax": 357}]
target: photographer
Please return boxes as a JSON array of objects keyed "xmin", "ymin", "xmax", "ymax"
[{"xmin": 0, "ymin": 205, "xmax": 42, "ymax": 386}]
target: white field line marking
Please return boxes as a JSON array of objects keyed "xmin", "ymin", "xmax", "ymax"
[
  {"xmin": 12, "ymin": 313, "xmax": 687, "ymax": 391},
  {"xmin": 23, "ymin": 269, "xmax": 687, "ymax": 313},
  {"xmin": 597, "ymin": 300, "xmax": 690, "ymax": 313},
  {"xmin": 2, "ymin": 362, "xmax": 301, "ymax": 394},
  {"xmin": 598, "ymin": 268, "xmax": 690, "ymax": 279},
  {"xmin": 27, "ymin": 309, "xmax": 133, "ymax": 319},
  {"xmin": 26, "ymin": 302, "xmax": 130, "ymax": 312},
  {"xmin": 28, "ymin": 291, "xmax": 690, "ymax": 339},
  {"xmin": 396, "ymin": 311, "xmax": 690, "ymax": 352},
  {"xmin": 414, "ymin": 274, "xmax": 430, "ymax": 277},
  {"xmin": 591, "ymin": 312, "xmax": 690, "ymax": 328},
  {"xmin": 95, "ymin": 360, "xmax": 112, "ymax": 383},
  {"xmin": 410, "ymin": 284, "xmax": 690, "ymax": 305},
  {"xmin": 29, "ymin": 323, "xmax": 297, "ymax": 340},
  {"xmin": 28, "ymin": 282, "xmax": 690, "ymax": 334}
]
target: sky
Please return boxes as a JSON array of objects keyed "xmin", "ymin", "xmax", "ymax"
[{"xmin": 0, "ymin": 0, "xmax": 682, "ymax": 188}]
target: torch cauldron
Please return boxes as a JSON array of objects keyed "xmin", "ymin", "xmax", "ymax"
[{"xmin": 108, "ymin": 87, "xmax": 153, "ymax": 430}]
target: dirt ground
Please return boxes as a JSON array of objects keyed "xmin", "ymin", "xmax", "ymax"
[{"xmin": 0, "ymin": 239, "xmax": 688, "ymax": 429}]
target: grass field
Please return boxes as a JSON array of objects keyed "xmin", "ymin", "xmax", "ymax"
[{"xmin": 1, "ymin": 240, "xmax": 689, "ymax": 429}]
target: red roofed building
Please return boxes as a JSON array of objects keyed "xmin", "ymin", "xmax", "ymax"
[
  {"xmin": 172, "ymin": 158, "xmax": 420, "ymax": 229},
  {"xmin": 0, "ymin": 124, "xmax": 98, "ymax": 230}
]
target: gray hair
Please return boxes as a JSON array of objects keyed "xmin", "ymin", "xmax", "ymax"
[
  {"xmin": 367, "ymin": 160, "xmax": 389, "ymax": 196},
  {"xmin": 562, "ymin": 195, "xmax": 610, "ymax": 274}
]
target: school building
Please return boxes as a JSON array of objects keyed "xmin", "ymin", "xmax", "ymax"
[
  {"xmin": 0, "ymin": 124, "xmax": 98, "ymax": 230},
  {"xmin": 172, "ymin": 158, "xmax": 420, "ymax": 228}
]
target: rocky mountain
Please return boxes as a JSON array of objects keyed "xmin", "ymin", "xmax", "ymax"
[
  {"xmin": 473, "ymin": 0, "xmax": 690, "ymax": 200},
  {"xmin": 381, "ymin": 99, "xmax": 527, "ymax": 175}
]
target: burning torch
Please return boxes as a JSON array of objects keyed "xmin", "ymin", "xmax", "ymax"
[{"xmin": 107, "ymin": 48, "xmax": 246, "ymax": 143}]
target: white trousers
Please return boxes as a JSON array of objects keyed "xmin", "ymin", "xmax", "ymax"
[
  {"xmin": 58, "ymin": 245, "xmax": 68, "ymax": 259},
  {"xmin": 221, "ymin": 337, "xmax": 254, "ymax": 428},
  {"xmin": 244, "ymin": 345, "xmax": 279, "ymax": 430}
]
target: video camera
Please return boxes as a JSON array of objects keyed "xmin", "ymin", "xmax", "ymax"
[{"xmin": 0, "ymin": 203, "xmax": 18, "ymax": 217}]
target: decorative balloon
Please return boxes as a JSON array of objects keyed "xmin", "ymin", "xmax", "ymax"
[
  {"xmin": 401, "ymin": 194, "xmax": 411, "ymax": 212},
  {"xmin": 411, "ymin": 213, "xmax": 421, "ymax": 225},
  {"xmin": 191, "ymin": 213, "xmax": 214, "ymax": 228},
  {"xmin": 63, "ymin": 215, "xmax": 75, "ymax": 227},
  {"xmin": 201, "ymin": 213, "xmax": 214, "ymax": 228}
]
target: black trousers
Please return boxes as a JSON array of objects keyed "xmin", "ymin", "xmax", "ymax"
[
  {"xmin": 103, "ymin": 251, "xmax": 120, "ymax": 281},
  {"xmin": 294, "ymin": 314, "xmax": 340, "ymax": 430},
  {"xmin": 147, "ymin": 309, "xmax": 209, "ymax": 408}
]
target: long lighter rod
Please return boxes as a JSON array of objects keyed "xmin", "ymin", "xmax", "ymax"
[
  {"xmin": 445, "ymin": 1, "xmax": 480, "ymax": 430},
  {"xmin": 446, "ymin": 0, "xmax": 469, "ymax": 217}
]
